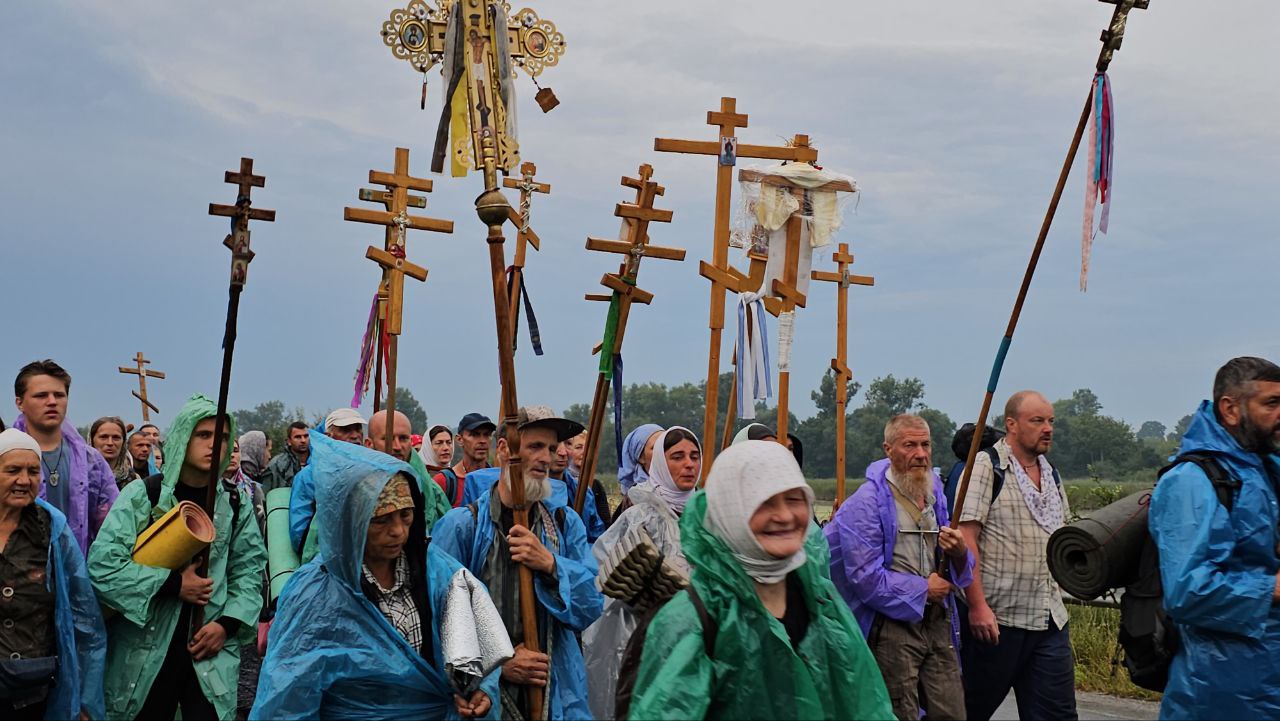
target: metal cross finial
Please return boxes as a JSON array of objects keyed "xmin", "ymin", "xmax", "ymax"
[{"xmin": 208, "ymin": 157, "xmax": 276, "ymax": 286}]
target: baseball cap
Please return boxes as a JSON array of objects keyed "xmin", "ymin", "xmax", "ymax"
[
  {"xmin": 457, "ymin": 413, "xmax": 497, "ymax": 435},
  {"xmin": 325, "ymin": 407, "xmax": 367, "ymax": 432},
  {"xmin": 510, "ymin": 405, "xmax": 585, "ymax": 443}
]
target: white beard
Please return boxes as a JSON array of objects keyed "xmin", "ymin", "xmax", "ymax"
[
  {"xmin": 896, "ymin": 466, "xmax": 932, "ymax": 500},
  {"xmin": 502, "ymin": 468, "xmax": 552, "ymax": 502}
]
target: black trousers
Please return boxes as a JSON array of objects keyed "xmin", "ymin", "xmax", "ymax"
[
  {"xmin": 136, "ymin": 606, "xmax": 217, "ymax": 721},
  {"xmin": 961, "ymin": 618, "xmax": 1078, "ymax": 721}
]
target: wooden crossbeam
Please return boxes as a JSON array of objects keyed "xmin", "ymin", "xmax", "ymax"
[
  {"xmin": 208, "ymin": 157, "xmax": 277, "ymax": 287},
  {"xmin": 502, "ymin": 161, "xmax": 551, "ymax": 352},
  {"xmin": 118, "ymin": 351, "xmax": 165, "ymax": 421}
]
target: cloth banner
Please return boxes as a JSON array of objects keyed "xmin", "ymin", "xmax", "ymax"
[
  {"xmin": 735, "ymin": 293, "xmax": 772, "ymax": 420},
  {"xmin": 351, "ymin": 293, "xmax": 380, "ymax": 407}
]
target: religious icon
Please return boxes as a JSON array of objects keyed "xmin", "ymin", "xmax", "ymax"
[
  {"xmin": 400, "ymin": 20, "xmax": 427, "ymax": 51},
  {"xmin": 525, "ymin": 28, "xmax": 549, "ymax": 57},
  {"xmin": 719, "ymin": 136, "xmax": 738, "ymax": 167}
]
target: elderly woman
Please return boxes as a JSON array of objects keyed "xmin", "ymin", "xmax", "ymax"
[
  {"xmin": 584, "ymin": 426, "xmax": 701, "ymax": 718},
  {"xmin": 623, "ymin": 441, "xmax": 893, "ymax": 720},
  {"xmin": 611, "ymin": 424, "xmax": 664, "ymax": 522},
  {"xmin": 0, "ymin": 429, "xmax": 106, "ymax": 720},
  {"xmin": 89, "ymin": 417, "xmax": 137, "ymax": 489},
  {"xmin": 251, "ymin": 432, "xmax": 503, "ymax": 720},
  {"xmin": 236, "ymin": 431, "xmax": 269, "ymax": 484}
]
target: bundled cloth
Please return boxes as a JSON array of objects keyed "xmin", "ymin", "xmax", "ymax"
[
  {"xmin": 1047, "ymin": 489, "xmax": 1150, "ymax": 600},
  {"xmin": 596, "ymin": 524, "xmax": 689, "ymax": 614},
  {"xmin": 441, "ymin": 567, "xmax": 515, "ymax": 695}
]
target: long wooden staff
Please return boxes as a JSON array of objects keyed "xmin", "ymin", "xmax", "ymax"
[
  {"xmin": 950, "ymin": 0, "xmax": 1148, "ymax": 526},
  {"xmin": 197, "ymin": 158, "xmax": 275, "ymax": 631}
]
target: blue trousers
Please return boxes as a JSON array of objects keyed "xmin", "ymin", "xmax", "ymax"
[{"xmin": 961, "ymin": 619, "xmax": 1078, "ymax": 721}]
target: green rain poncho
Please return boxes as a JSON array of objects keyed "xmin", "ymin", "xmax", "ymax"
[
  {"xmin": 628, "ymin": 491, "xmax": 893, "ymax": 721},
  {"xmin": 87, "ymin": 395, "xmax": 267, "ymax": 720}
]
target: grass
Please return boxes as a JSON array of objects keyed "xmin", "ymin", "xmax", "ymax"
[{"xmin": 1068, "ymin": 604, "xmax": 1162, "ymax": 701}]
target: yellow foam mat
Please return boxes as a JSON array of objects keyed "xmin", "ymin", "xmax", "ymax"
[{"xmin": 132, "ymin": 500, "xmax": 216, "ymax": 569}]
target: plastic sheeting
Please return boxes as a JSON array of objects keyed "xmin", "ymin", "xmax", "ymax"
[{"xmin": 1047, "ymin": 489, "xmax": 1151, "ymax": 600}]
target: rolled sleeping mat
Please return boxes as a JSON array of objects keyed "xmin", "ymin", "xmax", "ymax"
[
  {"xmin": 1047, "ymin": 489, "xmax": 1152, "ymax": 600},
  {"xmin": 265, "ymin": 487, "xmax": 301, "ymax": 602},
  {"xmin": 132, "ymin": 501, "xmax": 216, "ymax": 569}
]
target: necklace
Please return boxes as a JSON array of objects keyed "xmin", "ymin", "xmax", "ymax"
[{"xmin": 41, "ymin": 441, "xmax": 65, "ymax": 487}]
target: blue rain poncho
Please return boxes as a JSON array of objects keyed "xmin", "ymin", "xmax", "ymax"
[
  {"xmin": 36, "ymin": 498, "xmax": 107, "ymax": 721},
  {"xmin": 432, "ymin": 483, "xmax": 604, "ymax": 720},
  {"xmin": 250, "ymin": 437, "xmax": 500, "ymax": 720},
  {"xmin": 1149, "ymin": 400, "xmax": 1280, "ymax": 720}
]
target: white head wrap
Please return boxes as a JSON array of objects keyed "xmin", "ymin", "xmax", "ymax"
[
  {"xmin": 638, "ymin": 427, "xmax": 702, "ymax": 515},
  {"xmin": 703, "ymin": 440, "xmax": 815, "ymax": 584},
  {"xmin": 0, "ymin": 428, "xmax": 42, "ymax": 460}
]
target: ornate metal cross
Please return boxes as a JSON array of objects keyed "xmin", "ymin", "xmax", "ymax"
[
  {"xmin": 118, "ymin": 352, "xmax": 166, "ymax": 422},
  {"xmin": 208, "ymin": 157, "xmax": 276, "ymax": 287}
]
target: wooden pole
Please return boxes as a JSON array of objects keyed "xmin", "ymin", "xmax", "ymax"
[
  {"xmin": 195, "ymin": 157, "xmax": 275, "ymax": 633},
  {"xmin": 574, "ymin": 165, "xmax": 683, "ymax": 514},
  {"xmin": 950, "ymin": 0, "xmax": 1148, "ymax": 527}
]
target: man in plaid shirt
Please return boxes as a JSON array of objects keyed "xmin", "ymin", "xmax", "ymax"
[{"xmin": 957, "ymin": 390, "xmax": 1076, "ymax": 721}]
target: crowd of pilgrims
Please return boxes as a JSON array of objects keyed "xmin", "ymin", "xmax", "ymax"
[{"xmin": 20, "ymin": 355, "xmax": 1280, "ymax": 720}]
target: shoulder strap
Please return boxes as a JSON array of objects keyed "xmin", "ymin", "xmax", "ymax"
[
  {"xmin": 467, "ymin": 501, "xmax": 479, "ymax": 521},
  {"xmin": 984, "ymin": 447, "xmax": 1006, "ymax": 503},
  {"xmin": 686, "ymin": 586, "xmax": 716, "ymax": 657},
  {"xmin": 441, "ymin": 468, "xmax": 462, "ymax": 506},
  {"xmin": 554, "ymin": 506, "xmax": 568, "ymax": 533},
  {"xmin": 1159, "ymin": 452, "xmax": 1240, "ymax": 511}
]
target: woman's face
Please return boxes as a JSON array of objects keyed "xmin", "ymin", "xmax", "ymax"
[
  {"xmin": 225, "ymin": 442, "xmax": 241, "ymax": 476},
  {"xmin": 639, "ymin": 431, "xmax": 662, "ymax": 470},
  {"xmin": 366, "ymin": 508, "xmax": 414, "ymax": 563},
  {"xmin": 665, "ymin": 439, "xmax": 701, "ymax": 491},
  {"xmin": 431, "ymin": 432, "xmax": 453, "ymax": 464},
  {"xmin": 92, "ymin": 423, "xmax": 125, "ymax": 462},
  {"xmin": 748, "ymin": 488, "xmax": 810, "ymax": 559},
  {"xmin": 0, "ymin": 450, "xmax": 40, "ymax": 511}
]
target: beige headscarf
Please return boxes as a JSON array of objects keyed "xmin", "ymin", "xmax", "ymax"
[{"xmin": 373, "ymin": 473, "xmax": 415, "ymax": 517}]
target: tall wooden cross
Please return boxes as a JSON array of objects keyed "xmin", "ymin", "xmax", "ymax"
[
  {"xmin": 502, "ymin": 161, "xmax": 550, "ymax": 351},
  {"xmin": 344, "ymin": 147, "xmax": 453, "ymax": 449},
  {"xmin": 811, "ymin": 243, "xmax": 874, "ymax": 509},
  {"xmin": 655, "ymin": 98, "xmax": 819, "ymax": 477},
  {"xmin": 735, "ymin": 165, "xmax": 857, "ymax": 444},
  {"xmin": 574, "ymin": 164, "xmax": 686, "ymax": 513},
  {"xmin": 209, "ymin": 158, "xmax": 277, "ymax": 287},
  {"xmin": 118, "ymin": 352, "xmax": 166, "ymax": 422}
]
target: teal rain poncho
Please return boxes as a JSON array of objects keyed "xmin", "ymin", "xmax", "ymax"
[
  {"xmin": 87, "ymin": 395, "xmax": 266, "ymax": 721},
  {"xmin": 1149, "ymin": 400, "xmax": 1280, "ymax": 720},
  {"xmin": 250, "ymin": 432, "xmax": 502, "ymax": 720}
]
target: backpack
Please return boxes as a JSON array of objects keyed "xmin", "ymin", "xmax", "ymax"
[
  {"xmin": 439, "ymin": 468, "xmax": 466, "ymax": 508},
  {"xmin": 1118, "ymin": 453, "xmax": 1240, "ymax": 692},
  {"xmin": 143, "ymin": 473, "xmax": 242, "ymax": 537},
  {"xmin": 947, "ymin": 447, "xmax": 1062, "ymax": 511},
  {"xmin": 614, "ymin": 586, "xmax": 716, "ymax": 719}
]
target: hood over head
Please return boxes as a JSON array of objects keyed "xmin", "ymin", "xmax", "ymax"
[{"xmin": 157, "ymin": 395, "xmax": 237, "ymax": 503}]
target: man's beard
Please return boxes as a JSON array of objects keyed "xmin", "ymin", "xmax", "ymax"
[
  {"xmin": 504, "ymin": 468, "xmax": 552, "ymax": 502},
  {"xmin": 1238, "ymin": 412, "xmax": 1280, "ymax": 454},
  {"xmin": 896, "ymin": 466, "xmax": 932, "ymax": 499}
]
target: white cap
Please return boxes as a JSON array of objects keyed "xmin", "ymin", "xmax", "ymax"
[
  {"xmin": 325, "ymin": 407, "xmax": 368, "ymax": 432},
  {"xmin": 0, "ymin": 428, "xmax": 42, "ymax": 459}
]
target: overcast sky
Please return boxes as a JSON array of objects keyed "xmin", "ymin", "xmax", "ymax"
[{"xmin": 3, "ymin": 1, "xmax": 1276, "ymax": 437}]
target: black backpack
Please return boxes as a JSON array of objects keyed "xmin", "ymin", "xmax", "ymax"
[
  {"xmin": 614, "ymin": 586, "xmax": 717, "ymax": 720},
  {"xmin": 1118, "ymin": 453, "xmax": 1240, "ymax": 692},
  {"xmin": 439, "ymin": 468, "xmax": 467, "ymax": 508}
]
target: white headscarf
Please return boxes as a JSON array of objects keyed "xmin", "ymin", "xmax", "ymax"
[
  {"xmin": 636, "ymin": 426, "xmax": 702, "ymax": 515},
  {"xmin": 704, "ymin": 440, "xmax": 815, "ymax": 584},
  {"xmin": 0, "ymin": 428, "xmax": 42, "ymax": 459}
]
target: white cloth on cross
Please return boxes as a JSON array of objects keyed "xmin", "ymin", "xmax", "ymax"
[{"xmin": 735, "ymin": 292, "xmax": 773, "ymax": 420}]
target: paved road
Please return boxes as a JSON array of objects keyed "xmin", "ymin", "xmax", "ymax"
[{"xmin": 993, "ymin": 690, "xmax": 1159, "ymax": 720}]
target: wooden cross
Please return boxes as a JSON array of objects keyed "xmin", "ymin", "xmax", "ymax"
[
  {"xmin": 344, "ymin": 147, "xmax": 453, "ymax": 447},
  {"xmin": 118, "ymin": 352, "xmax": 166, "ymax": 422},
  {"xmin": 811, "ymin": 243, "xmax": 874, "ymax": 509},
  {"xmin": 502, "ymin": 161, "xmax": 550, "ymax": 347},
  {"xmin": 208, "ymin": 157, "xmax": 276, "ymax": 287},
  {"xmin": 737, "ymin": 164, "xmax": 857, "ymax": 443},
  {"xmin": 656, "ymin": 97, "xmax": 819, "ymax": 477},
  {"xmin": 573, "ymin": 164, "xmax": 685, "ymax": 513},
  {"xmin": 1097, "ymin": 0, "xmax": 1150, "ymax": 72}
]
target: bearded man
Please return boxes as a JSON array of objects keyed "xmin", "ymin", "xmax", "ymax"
[
  {"xmin": 825, "ymin": 414, "xmax": 973, "ymax": 721},
  {"xmin": 431, "ymin": 406, "xmax": 602, "ymax": 721}
]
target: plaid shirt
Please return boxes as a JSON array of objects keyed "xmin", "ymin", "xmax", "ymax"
[
  {"xmin": 957, "ymin": 438, "xmax": 1070, "ymax": 631},
  {"xmin": 362, "ymin": 552, "xmax": 424, "ymax": 652}
]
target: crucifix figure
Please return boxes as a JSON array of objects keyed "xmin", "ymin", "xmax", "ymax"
[
  {"xmin": 655, "ymin": 98, "xmax": 819, "ymax": 478},
  {"xmin": 810, "ymin": 243, "xmax": 874, "ymax": 509},
  {"xmin": 118, "ymin": 352, "xmax": 166, "ymax": 422},
  {"xmin": 502, "ymin": 161, "xmax": 550, "ymax": 354},
  {"xmin": 345, "ymin": 147, "xmax": 453, "ymax": 450},
  {"xmin": 574, "ymin": 164, "xmax": 685, "ymax": 513}
]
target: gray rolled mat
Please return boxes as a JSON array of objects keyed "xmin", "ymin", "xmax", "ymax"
[{"xmin": 1047, "ymin": 489, "xmax": 1152, "ymax": 600}]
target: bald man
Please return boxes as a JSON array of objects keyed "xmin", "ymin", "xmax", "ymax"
[{"xmin": 365, "ymin": 409, "xmax": 452, "ymax": 532}]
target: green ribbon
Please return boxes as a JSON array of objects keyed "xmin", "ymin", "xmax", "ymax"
[{"xmin": 598, "ymin": 278, "xmax": 636, "ymax": 379}]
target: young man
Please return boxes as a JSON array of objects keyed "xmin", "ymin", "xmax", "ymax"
[
  {"xmin": 11, "ymin": 360, "xmax": 118, "ymax": 555},
  {"xmin": 261, "ymin": 421, "xmax": 310, "ymax": 492},
  {"xmin": 127, "ymin": 431, "xmax": 154, "ymax": 479},
  {"xmin": 433, "ymin": 413, "xmax": 495, "ymax": 508},
  {"xmin": 432, "ymin": 406, "xmax": 603, "ymax": 720},
  {"xmin": 957, "ymin": 390, "xmax": 1075, "ymax": 721},
  {"xmin": 825, "ymin": 414, "xmax": 973, "ymax": 721},
  {"xmin": 1149, "ymin": 357, "xmax": 1280, "ymax": 719},
  {"xmin": 88, "ymin": 394, "xmax": 266, "ymax": 721}
]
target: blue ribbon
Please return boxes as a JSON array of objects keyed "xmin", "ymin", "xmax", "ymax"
[{"xmin": 987, "ymin": 335, "xmax": 1012, "ymax": 394}]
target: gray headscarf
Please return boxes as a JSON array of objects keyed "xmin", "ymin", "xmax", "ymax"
[{"xmin": 238, "ymin": 430, "xmax": 268, "ymax": 480}]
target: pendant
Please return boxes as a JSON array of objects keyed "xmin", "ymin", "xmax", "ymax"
[{"xmin": 48, "ymin": 470, "xmax": 58, "ymax": 487}]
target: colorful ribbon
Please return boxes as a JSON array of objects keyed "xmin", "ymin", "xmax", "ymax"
[
  {"xmin": 1081, "ymin": 72, "xmax": 1115, "ymax": 291},
  {"xmin": 735, "ymin": 293, "xmax": 773, "ymax": 420},
  {"xmin": 351, "ymin": 293, "xmax": 380, "ymax": 407}
]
